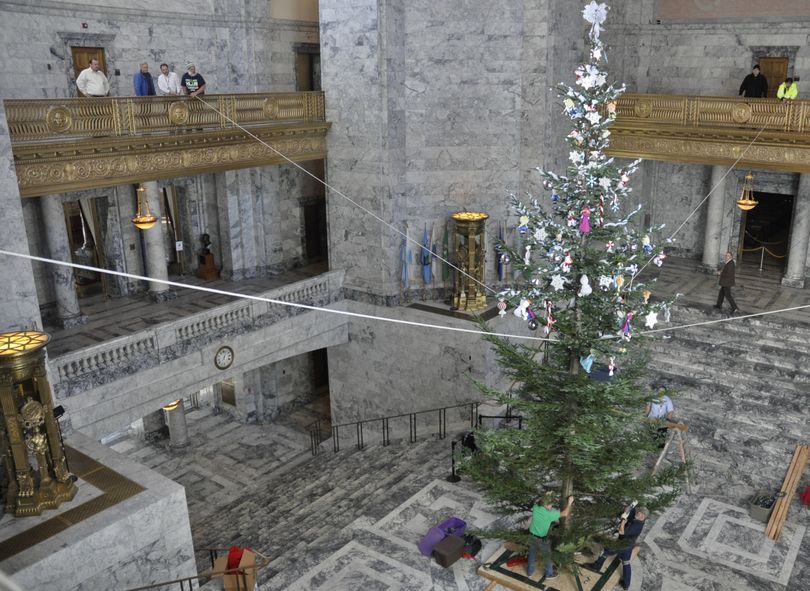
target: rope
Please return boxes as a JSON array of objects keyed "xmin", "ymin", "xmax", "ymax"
[
  {"xmin": 0, "ymin": 248, "xmax": 555, "ymax": 343},
  {"xmin": 741, "ymin": 246, "xmax": 786, "ymax": 259}
]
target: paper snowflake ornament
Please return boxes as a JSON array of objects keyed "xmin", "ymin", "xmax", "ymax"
[
  {"xmin": 598, "ymin": 275, "xmax": 613, "ymax": 290},
  {"xmin": 582, "ymin": 1, "xmax": 609, "ymax": 39},
  {"xmin": 550, "ymin": 274, "xmax": 566, "ymax": 291},
  {"xmin": 585, "ymin": 110, "xmax": 602, "ymax": 125},
  {"xmin": 645, "ymin": 311, "xmax": 658, "ymax": 328},
  {"xmin": 534, "ymin": 227, "xmax": 548, "ymax": 242}
]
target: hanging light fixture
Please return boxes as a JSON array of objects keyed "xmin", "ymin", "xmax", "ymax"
[
  {"xmin": 131, "ymin": 184, "xmax": 157, "ymax": 229},
  {"xmin": 736, "ymin": 171, "xmax": 758, "ymax": 211}
]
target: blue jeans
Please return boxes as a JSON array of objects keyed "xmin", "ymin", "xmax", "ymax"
[
  {"xmin": 527, "ymin": 535, "xmax": 554, "ymax": 578},
  {"xmin": 592, "ymin": 545, "xmax": 633, "ymax": 587}
]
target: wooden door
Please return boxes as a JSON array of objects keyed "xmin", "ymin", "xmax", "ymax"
[
  {"xmin": 71, "ymin": 47, "xmax": 106, "ymax": 77},
  {"xmin": 758, "ymin": 57, "xmax": 788, "ymax": 98}
]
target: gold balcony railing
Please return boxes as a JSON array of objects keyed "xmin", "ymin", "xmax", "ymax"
[
  {"xmin": 609, "ymin": 93, "xmax": 810, "ymax": 172},
  {"xmin": 5, "ymin": 92, "xmax": 326, "ymax": 143}
]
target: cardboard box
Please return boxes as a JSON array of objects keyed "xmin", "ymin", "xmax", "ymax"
[{"xmin": 212, "ymin": 549, "xmax": 256, "ymax": 591}]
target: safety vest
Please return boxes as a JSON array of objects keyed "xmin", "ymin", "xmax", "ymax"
[{"xmin": 777, "ymin": 82, "xmax": 798, "ymax": 100}]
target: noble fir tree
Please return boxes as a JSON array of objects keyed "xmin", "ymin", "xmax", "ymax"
[{"xmin": 460, "ymin": 1, "xmax": 685, "ymax": 569}]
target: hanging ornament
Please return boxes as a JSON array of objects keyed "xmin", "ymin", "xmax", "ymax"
[
  {"xmin": 550, "ymin": 274, "xmax": 566, "ymax": 291},
  {"xmin": 514, "ymin": 299, "xmax": 532, "ymax": 320},
  {"xmin": 579, "ymin": 206, "xmax": 591, "ymax": 234},
  {"xmin": 608, "ymin": 356, "xmax": 616, "ymax": 377},
  {"xmin": 626, "ymin": 263, "xmax": 638, "ymax": 276},
  {"xmin": 524, "ymin": 245, "xmax": 532, "ymax": 265},
  {"xmin": 544, "ymin": 300, "xmax": 556, "ymax": 335},
  {"xmin": 663, "ymin": 306, "xmax": 671, "ymax": 323},
  {"xmin": 562, "ymin": 251, "xmax": 573, "ymax": 273},
  {"xmin": 642, "ymin": 235, "xmax": 653, "ymax": 254},
  {"xmin": 653, "ymin": 253, "xmax": 666, "ymax": 267},
  {"xmin": 643, "ymin": 289, "xmax": 652, "ymax": 303},
  {"xmin": 621, "ymin": 312, "xmax": 634, "ymax": 340},
  {"xmin": 552, "ymin": 193, "xmax": 560, "ymax": 203},
  {"xmin": 615, "ymin": 274, "xmax": 624, "ymax": 291},
  {"xmin": 518, "ymin": 215, "xmax": 530, "ymax": 234},
  {"xmin": 579, "ymin": 354, "xmax": 594, "ymax": 373},
  {"xmin": 598, "ymin": 275, "xmax": 613, "ymax": 290},
  {"xmin": 526, "ymin": 306, "xmax": 539, "ymax": 331},
  {"xmin": 567, "ymin": 211, "xmax": 578, "ymax": 227},
  {"xmin": 606, "ymin": 240, "xmax": 615, "ymax": 253},
  {"xmin": 535, "ymin": 227, "xmax": 548, "ymax": 242},
  {"xmin": 578, "ymin": 274, "xmax": 592, "ymax": 297},
  {"xmin": 497, "ymin": 298, "xmax": 508, "ymax": 318},
  {"xmin": 645, "ymin": 311, "xmax": 658, "ymax": 328},
  {"xmin": 599, "ymin": 194, "xmax": 605, "ymax": 226}
]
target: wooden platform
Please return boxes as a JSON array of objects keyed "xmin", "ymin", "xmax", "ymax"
[{"xmin": 479, "ymin": 545, "xmax": 639, "ymax": 591}]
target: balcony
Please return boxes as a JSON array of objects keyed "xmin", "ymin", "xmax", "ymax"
[
  {"xmin": 609, "ymin": 94, "xmax": 810, "ymax": 173},
  {"xmin": 4, "ymin": 92, "xmax": 330, "ymax": 196}
]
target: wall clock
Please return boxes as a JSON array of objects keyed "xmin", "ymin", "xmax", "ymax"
[{"xmin": 214, "ymin": 346, "xmax": 234, "ymax": 370}]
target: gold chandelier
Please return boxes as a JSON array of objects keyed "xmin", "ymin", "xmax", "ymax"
[
  {"xmin": 132, "ymin": 184, "xmax": 158, "ymax": 229},
  {"xmin": 736, "ymin": 172, "xmax": 758, "ymax": 211}
]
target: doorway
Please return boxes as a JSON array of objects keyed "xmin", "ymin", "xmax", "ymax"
[
  {"xmin": 294, "ymin": 44, "xmax": 321, "ymax": 91},
  {"xmin": 71, "ymin": 46, "xmax": 107, "ymax": 78},
  {"xmin": 757, "ymin": 57, "xmax": 788, "ymax": 98},
  {"xmin": 303, "ymin": 197, "xmax": 328, "ymax": 263},
  {"xmin": 64, "ymin": 199, "xmax": 108, "ymax": 298},
  {"xmin": 162, "ymin": 186, "xmax": 185, "ymax": 276},
  {"xmin": 740, "ymin": 191, "xmax": 792, "ymax": 273}
]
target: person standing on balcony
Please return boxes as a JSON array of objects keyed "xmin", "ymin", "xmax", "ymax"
[
  {"xmin": 157, "ymin": 63, "xmax": 182, "ymax": 96},
  {"xmin": 777, "ymin": 77, "xmax": 798, "ymax": 100},
  {"xmin": 714, "ymin": 251, "xmax": 738, "ymax": 315},
  {"xmin": 133, "ymin": 63, "xmax": 156, "ymax": 96},
  {"xmin": 739, "ymin": 65, "xmax": 768, "ymax": 98},
  {"xmin": 76, "ymin": 58, "xmax": 110, "ymax": 97},
  {"xmin": 181, "ymin": 64, "xmax": 206, "ymax": 98}
]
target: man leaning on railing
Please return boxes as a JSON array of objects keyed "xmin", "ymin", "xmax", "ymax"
[{"xmin": 76, "ymin": 58, "xmax": 110, "ymax": 97}]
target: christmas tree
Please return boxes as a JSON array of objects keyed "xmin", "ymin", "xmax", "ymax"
[{"xmin": 461, "ymin": 1, "xmax": 684, "ymax": 569}]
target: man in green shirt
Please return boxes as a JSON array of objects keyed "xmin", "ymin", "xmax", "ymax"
[{"xmin": 527, "ymin": 492, "xmax": 575, "ymax": 579}]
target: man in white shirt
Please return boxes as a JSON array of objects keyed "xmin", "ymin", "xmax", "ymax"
[
  {"xmin": 646, "ymin": 384, "xmax": 674, "ymax": 448},
  {"xmin": 157, "ymin": 63, "xmax": 182, "ymax": 96},
  {"xmin": 76, "ymin": 58, "xmax": 110, "ymax": 97}
]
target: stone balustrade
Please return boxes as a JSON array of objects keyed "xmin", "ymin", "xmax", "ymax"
[
  {"xmin": 49, "ymin": 270, "xmax": 344, "ymax": 398},
  {"xmin": 5, "ymin": 92, "xmax": 326, "ymax": 142}
]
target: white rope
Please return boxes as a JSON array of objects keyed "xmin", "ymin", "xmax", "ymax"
[
  {"xmin": 0, "ymin": 249, "xmax": 553, "ymax": 343},
  {"xmin": 193, "ymin": 96, "xmax": 500, "ymax": 298}
]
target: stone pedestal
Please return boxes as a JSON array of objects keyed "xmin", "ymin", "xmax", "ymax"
[
  {"xmin": 782, "ymin": 173, "xmax": 810, "ymax": 288},
  {"xmin": 701, "ymin": 165, "xmax": 728, "ymax": 271},
  {"xmin": 163, "ymin": 400, "xmax": 189, "ymax": 448},
  {"xmin": 141, "ymin": 182, "xmax": 175, "ymax": 301},
  {"xmin": 41, "ymin": 195, "xmax": 86, "ymax": 328}
]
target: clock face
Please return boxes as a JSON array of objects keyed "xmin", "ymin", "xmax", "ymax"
[{"xmin": 214, "ymin": 346, "xmax": 234, "ymax": 370}]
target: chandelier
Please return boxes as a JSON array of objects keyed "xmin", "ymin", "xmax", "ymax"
[
  {"xmin": 131, "ymin": 184, "xmax": 158, "ymax": 229},
  {"xmin": 736, "ymin": 172, "xmax": 758, "ymax": 211}
]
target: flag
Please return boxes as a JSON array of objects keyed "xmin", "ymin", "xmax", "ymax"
[
  {"xmin": 400, "ymin": 235, "xmax": 411, "ymax": 289},
  {"xmin": 442, "ymin": 223, "xmax": 450, "ymax": 283},
  {"xmin": 497, "ymin": 221, "xmax": 505, "ymax": 281},
  {"xmin": 421, "ymin": 224, "xmax": 433, "ymax": 284}
]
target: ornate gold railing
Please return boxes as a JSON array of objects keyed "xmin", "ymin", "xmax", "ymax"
[
  {"xmin": 5, "ymin": 92, "xmax": 325, "ymax": 142},
  {"xmin": 615, "ymin": 93, "xmax": 810, "ymax": 132},
  {"xmin": 609, "ymin": 93, "xmax": 810, "ymax": 172}
]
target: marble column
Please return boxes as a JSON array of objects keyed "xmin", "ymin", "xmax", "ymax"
[
  {"xmin": 141, "ymin": 181, "xmax": 174, "ymax": 301},
  {"xmin": 701, "ymin": 165, "xmax": 728, "ymax": 272},
  {"xmin": 41, "ymin": 195, "xmax": 86, "ymax": 328},
  {"xmin": 163, "ymin": 400, "xmax": 189, "ymax": 448},
  {"xmin": 782, "ymin": 173, "xmax": 810, "ymax": 288}
]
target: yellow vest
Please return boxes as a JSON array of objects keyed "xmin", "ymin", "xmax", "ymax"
[{"xmin": 777, "ymin": 82, "xmax": 798, "ymax": 100}]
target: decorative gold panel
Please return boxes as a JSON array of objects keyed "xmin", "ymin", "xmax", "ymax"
[
  {"xmin": 5, "ymin": 92, "xmax": 326, "ymax": 142},
  {"xmin": 609, "ymin": 94, "xmax": 810, "ymax": 172},
  {"xmin": 11, "ymin": 122, "xmax": 330, "ymax": 197}
]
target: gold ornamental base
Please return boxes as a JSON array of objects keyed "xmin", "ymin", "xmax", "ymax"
[{"xmin": 7, "ymin": 478, "xmax": 78, "ymax": 517}]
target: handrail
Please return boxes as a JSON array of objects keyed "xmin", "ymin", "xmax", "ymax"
[
  {"xmin": 308, "ymin": 400, "xmax": 484, "ymax": 455},
  {"xmin": 124, "ymin": 547, "xmax": 272, "ymax": 591},
  {"xmin": 4, "ymin": 91, "xmax": 326, "ymax": 143}
]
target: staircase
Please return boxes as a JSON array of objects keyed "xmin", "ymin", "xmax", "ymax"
[
  {"xmin": 649, "ymin": 303, "xmax": 810, "ymax": 504},
  {"xmin": 191, "ymin": 435, "xmax": 461, "ymax": 589}
]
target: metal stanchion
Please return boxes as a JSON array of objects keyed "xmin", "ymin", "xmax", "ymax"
[{"xmin": 447, "ymin": 439, "xmax": 461, "ymax": 483}]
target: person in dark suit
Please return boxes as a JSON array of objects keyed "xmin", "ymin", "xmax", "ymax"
[
  {"xmin": 714, "ymin": 251, "xmax": 738, "ymax": 315},
  {"xmin": 739, "ymin": 65, "xmax": 768, "ymax": 98}
]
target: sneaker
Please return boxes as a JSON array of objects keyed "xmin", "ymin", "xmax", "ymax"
[
  {"xmin": 712, "ymin": 305, "xmax": 721, "ymax": 310},
  {"xmin": 544, "ymin": 571, "xmax": 559, "ymax": 580},
  {"xmin": 584, "ymin": 562, "xmax": 600, "ymax": 571},
  {"xmin": 619, "ymin": 580, "xmax": 629, "ymax": 590},
  {"xmin": 730, "ymin": 308, "xmax": 738, "ymax": 316}
]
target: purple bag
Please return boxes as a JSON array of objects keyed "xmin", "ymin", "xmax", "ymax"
[{"xmin": 417, "ymin": 517, "xmax": 467, "ymax": 556}]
